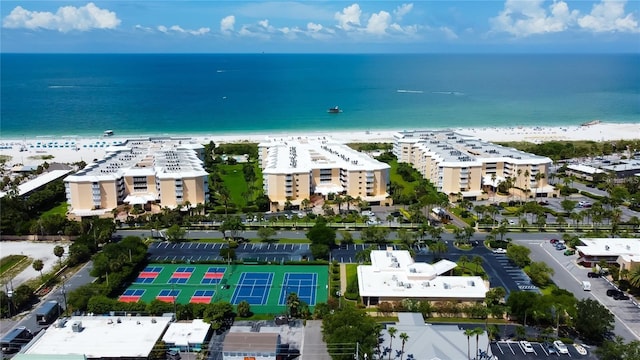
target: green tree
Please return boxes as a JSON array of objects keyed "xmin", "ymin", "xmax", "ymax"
[
  {"xmin": 219, "ymin": 216, "xmax": 245, "ymax": 240},
  {"xmin": 485, "ymin": 287, "xmax": 506, "ymax": 306},
  {"xmin": 399, "ymin": 332, "xmax": 410, "ymax": 360},
  {"xmin": 387, "ymin": 326, "xmax": 398, "ymax": 360},
  {"xmin": 54, "ymin": 245, "xmax": 65, "ymax": 266},
  {"xmin": 472, "ymin": 256, "xmax": 483, "ymax": 274},
  {"xmin": 237, "ymin": 300, "xmax": 251, "ymax": 317},
  {"xmin": 257, "ymin": 227, "xmax": 277, "ymax": 243},
  {"xmin": 526, "ymin": 261, "xmax": 555, "ymax": 287},
  {"xmin": 464, "ymin": 328, "xmax": 474, "ymax": 360},
  {"xmin": 429, "ymin": 241, "xmax": 448, "ymax": 260},
  {"xmin": 458, "ymin": 255, "xmax": 469, "ymax": 270},
  {"xmin": 287, "ymin": 292, "xmax": 301, "ymax": 318},
  {"xmin": 322, "ymin": 304, "xmax": 381, "ymax": 360},
  {"xmin": 339, "ymin": 230, "xmax": 354, "ymax": 245},
  {"xmin": 596, "ymin": 336, "xmax": 640, "ymax": 360},
  {"xmin": 165, "ymin": 224, "xmax": 186, "ymax": 243},
  {"xmin": 473, "ymin": 327, "xmax": 484, "ymax": 360},
  {"xmin": 575, "ymin": 298, "xmax": 615, "ymax": 344},
  {"xmin": 506, "ymin": 244, "xmax": 531, "ymax": 267},
  {"xmin": 32, "ymin": 259, "xmax": 44, "ymax": 280}
]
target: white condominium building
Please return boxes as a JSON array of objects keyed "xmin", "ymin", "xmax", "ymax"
[
  {"xmin": 65, "ymin": 138, "xmax": 208, "ymax": 217},
  {"xmin": 258, "ymin": 137, "xmax": 391, "ymax": 210},
  {"xmin": 393, "ymin": 130, "xmax": 553, "ymax": 200}
]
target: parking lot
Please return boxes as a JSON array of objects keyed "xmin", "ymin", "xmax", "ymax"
[
  {"xmin": 491, "ymin": 341, "xmax": 595, "ymax": 359},
  {"xmin": 148, "ymin": 242, "xmax": 312, "ymax": 262}
]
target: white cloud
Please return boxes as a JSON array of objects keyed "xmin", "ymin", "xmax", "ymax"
[
  {"xmin": 156, "ymin": 24, "xmax": 209, "ymax": 36},
  {"xmin": 2, "ymin": 2, "xmax": 120, "ymax": 32},
  {"xmin": 220, "ymin": 15, "xmax": 235, "ymax": 33},
  {"xmin": 440, "ymin": 26, "xmax": 459, "ymax": 40},
  {"xmin": 335, "ymin": 3, "xmax": 362, "ymax": 30},
  {"xmin": 366, "ymin": 11, "xmax": 391, "ymax": 35},
  {"xmin": 490, "ymin": 0, "xmax": 579, "ymax": 37},
  {"xmin": 578, "ymin": 0, "xmax": 639, "ymax": 32},
  {"xmin": 394, "ymin": 3, "xmax": 413, "ymax": 21}
]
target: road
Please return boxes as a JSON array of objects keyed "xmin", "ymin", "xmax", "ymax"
[
  {"xmin": 0, "ymin": 261, "xmax": 96, "ymax": 338},
  {"xmin": 516, "ymin": 238, "xmax": 640, "ymax": 343}
]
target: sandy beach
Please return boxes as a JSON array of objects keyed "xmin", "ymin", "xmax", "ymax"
[{"xmin": 1, "ymin": 122, "xmax": 638, "ymax": 167}]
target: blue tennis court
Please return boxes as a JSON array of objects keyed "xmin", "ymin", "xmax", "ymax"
[
  {"xmin": 193, "ymin": 290, "xmax": 215, "ymax": 297},
  {"xmin": 230, "ymin": 272, "xmax": 274, "ymax": 305},
  {"xmin": 278, "ymin": 273, "xmax": 318, "ymax": 306},
  {"xmin": 201, "ymin": 267, "xmax": 226, "ymax": 284},
  {"xmin": 143, "ymin": 266, "xmax": 163, "ymax": 272},
  {"xmin": 123, "ymin": 289, "xmax": 145, "ymax": 296},
  {"xmin": 157, "ymin": 289, "xmax": 181, "ymax": 302}
]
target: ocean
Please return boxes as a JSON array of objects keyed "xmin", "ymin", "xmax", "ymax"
[{"xmin": 1, "ymin": 53, "xmax": 638, "ymax": 138}]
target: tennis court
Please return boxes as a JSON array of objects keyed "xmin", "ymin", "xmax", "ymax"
[{"xmin": 119, "ymin": 264, "xmax": 328, "ymax": 314}]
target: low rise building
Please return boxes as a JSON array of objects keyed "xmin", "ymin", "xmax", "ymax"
[
  {"xmin": 23, "ymin": 315, "xmax": 172, "ymax": 359},
  {"xmin": 376, "ymin": 313, "xmax": 490, "ymax": 360},
  {"xmin": 258, "ymin": 137, "xmax": 391, "ymax": 210},
  {"xmin": 565, "ymin": 164, "xmax": 606, "ymax": 182},
  {"xmin": 222, "ymin": 333, "xmax": 280, "ymax": 360},
  {"xmin": 576, "ymin": 238, "xmax": 640, "ymax": 269},
  {"xmin": 162, "ymin": 319, "xmax": 212, "ymax": 352},
  {"xmin": 357, "ymin": 249, "xmax": 488, "ymax": 306},
  {"xmin": 64, "ymin": 138, "xmax": 208, "ymax": 218},
  {"xmin": 393, "ymin": 130, "xmax": 553, "ymax": 200}
]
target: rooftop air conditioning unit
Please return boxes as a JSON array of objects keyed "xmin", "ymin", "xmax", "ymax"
[{"xmin": 72, "ymin": 321, "xmax": 83, "ymax": 333}]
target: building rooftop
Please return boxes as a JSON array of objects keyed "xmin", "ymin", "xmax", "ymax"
[
  {"xmin": 162, "ymin": 319, "xmax": 211, "ymax": 347},
  {"xmin": 566, "ymin": 164, "xmax": 605, "ymax": 175},
  {"xmin": 576, "ymin": 238, "xmax": 640, "ymax": 257},
  {"xmin": 395, "ymin": 130, "xmax": 551, "ymax": 166},
  {"xmin": 377, "ymin": 313, "xmax": 490, "ymax": 360},
  {"xmin": 13, "ymin": 355, "xmax": 86, "ymax": 360},
  {"xmin": 65, "ymin": 137, "xmax": 206, "ymax": 183},
  {"xmin": 24, "ymin": 316, "xmax": 172, "ymax": 358},
  {"xmin": 358, "ymin": 250, "xmax": 487, "ymax": 300},
  {"xmin": 0, "ymin": 169, "xmax": 72, "ymax": 198},
  {"xmin": 222, "ymin": 332, "xmax": 279, "ymax": 353},
  {"xmin": 259, "ymin": 136, "xmax": 390, "ymax": 174}
]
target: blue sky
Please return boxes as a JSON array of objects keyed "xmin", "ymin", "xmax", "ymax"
[{"xmin": 2, "ymin": 1, "xmax": 639, "ymax": 53}]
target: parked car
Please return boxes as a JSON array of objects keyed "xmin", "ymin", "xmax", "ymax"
[
  {"xmin": 554, "ymin": 340, "xmax": 569, "ymax": 354},
  {"xmin": 549, "ymin": 238, "xmax": 559, "ymax": 244},
  {"xmin": 607, "ymin": 289, "xmax": 623, "ymax": 297},
  {"xmin": 555, "ymin": 244, "xmax": 567, "ymax": 250},
  {"xmin": 578, "ymin": 201, "xmax": 592, "ymax": 208},
  {"xmin": 564, "ymin": 249, "xmax": 576, "ymax": 256},
  {"xmin": 538, "ymin": 200, "xmax": 549, "ymax": 206},
  {"xmin": 587, "ymin": 272, "xmax": 601, "ymax": 278},
  {"xmin": 546, "ymin": 342, "xmax": 556, "ymax": 354},
  {"xmin": 493, "ymin": 248, "xmax": 507, "ymax": 254},
  {"xmin": 520, "ymin": 341, "xmax": 534, "ymax": 353},
  {"xmin": 614, "ymin": 292, "xmax": 630, "ymax": 300}
]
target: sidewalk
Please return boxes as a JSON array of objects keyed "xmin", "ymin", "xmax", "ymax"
[{"xmin": 339, "ymin": 263, "xmax": 347, "ymax": 294}]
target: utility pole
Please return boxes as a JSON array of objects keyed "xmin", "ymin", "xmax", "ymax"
[
  {"xmin": 61, "ymin": 276, "xmax": 68, "ymax": 316},
  {"xmin": 355, "ymin": 342, "xmax": 359, "ymax": 360}
]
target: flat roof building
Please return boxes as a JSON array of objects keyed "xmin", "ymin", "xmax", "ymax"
[
  {"xmin": 64, "ymin": 137, "xmax": 208, "ymax": 218},
  {"xmin": 162, "ymin": 319, "xmax": 212, "ymax": 352},
  {"xmin": 222, "ymin": 333, "xmax": 280, "ymax": 360},
  {"xmin": 576, "ymin": 238, "xmax": 640, "ymax": 269},
  {"xmin": 393, "ymin": 130, "xmax": 553, "ymax": 200},
  {"xmin": 258, "ymin": 137, "xmax": 391, "ymax": 210},
  {"xmin": 357, "ymin": 250, "xmax": 488, "ymax": 306},
  {"xmin": 23, "ymin": 316, "xmax": 172, "ymax": 359}
]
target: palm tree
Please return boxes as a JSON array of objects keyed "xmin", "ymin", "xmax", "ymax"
[
  {"xmin": 464, "ymin": 328, "xmax": 475, "ymax": 360},
  {"xmin": 399, "ymin": 332, "xmax": 409, "ymax": 360},
  {"xmin": 32, "ymin": 259, "xmax": 44, "ymax": 280},
  {"xmin": 54, "ymin": 245, "xmax": 65, "ymax": 267},
  {"xmin": 387, "ymin": 326, "xmax": 397, "ymax": 360},
  {"xmin": 459, "ymin": 255, "xmax": 469, "ymax": 270},
  {"xmin": 473, "ymin": 327, "xmax": 485, "ymax": 360},
  {"xmin": 472, "ymin": 256, "xmax": 483, "ymax": 274},
  {"xmin": 629, "ymin": 267, "xmax": 640, "ymax": 288}
]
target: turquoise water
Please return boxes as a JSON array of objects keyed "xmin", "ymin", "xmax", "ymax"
[{"xmin": 1, "ymin": 53, "xmax": 638, "ymax": 137}]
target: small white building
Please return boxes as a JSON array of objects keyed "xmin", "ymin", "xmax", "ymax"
[
  {"xmin": 23, "ymin": 316, "xmax": 172, "ymax": 359},
  {"xmin": 576, "ymin": 238, "xmax": 640, "ymax": 269},
  {"xmin": 162, "ymin": 319, "xmax": 212, "ymax": 352},
  {"xmin": 358, "ymin": 250, "xmax": 488, "ymax": 306}
]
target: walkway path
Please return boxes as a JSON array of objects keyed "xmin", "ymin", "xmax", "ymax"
[{"xmin": 339, "ymin": 263, "xmax": 347, "ymax": 294}]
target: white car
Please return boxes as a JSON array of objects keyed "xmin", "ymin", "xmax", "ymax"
[
  {"xmin": 493, "ymin": 248, "xmax": 507, "ymax": 254},
  {"xmin": 553, "ymin": 340, "xmax": 569, "ymax": 354},
  {"xmin": 519, "ymin": 341, "xmax": 534, "ymax": 353}
]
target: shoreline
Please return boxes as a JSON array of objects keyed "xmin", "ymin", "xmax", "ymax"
[{"xmin": 1, "ymin": 122, "xmax": 638, "ymax": 166}]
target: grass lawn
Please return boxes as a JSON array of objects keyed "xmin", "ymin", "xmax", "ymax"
[
  {"xmin": 388, "ymin": 159, "xmax": 418, "ymax": 197},
  {"xmin": 41, "ymin": 202, "xmax": 68, "ymax": 217},
  {"xmin": 0, "ymin": 255, "xmax": 27, "ymax": 275},
  {"xmin": 219, "ymin": 164, "xmax": 250, "ymax": 206}
]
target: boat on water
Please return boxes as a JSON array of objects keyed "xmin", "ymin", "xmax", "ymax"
[
  {"xmin": 103, "ymin": 130, "xmax": 114, "ymax": 137},
  {"xmin": 328, "ymin": 106, "xmax": 342, "ymax": 114}
]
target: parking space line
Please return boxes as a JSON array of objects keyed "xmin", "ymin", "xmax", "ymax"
[
  {"xmin": 495, "ymin": 343, "xmax": 504, "ymax": 355},
  {"xmin": 506, "ymin": 341, "xmax": 515, "ymax": 355}
]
